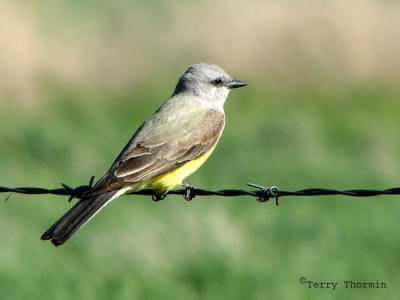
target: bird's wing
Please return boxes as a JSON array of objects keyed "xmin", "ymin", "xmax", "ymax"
[{"xmin": 88, "ymin": 103, "xmax": 225, "ymax": 195}]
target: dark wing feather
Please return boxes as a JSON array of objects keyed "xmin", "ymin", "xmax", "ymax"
[{"xmin": 87, "ymin": 109, "xmax": 224, "ymax": 195}]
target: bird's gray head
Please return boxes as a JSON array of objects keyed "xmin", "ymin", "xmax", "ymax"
[{"xmin": 173, "ymin": 63, "xmax": 247, "ymax": 107}]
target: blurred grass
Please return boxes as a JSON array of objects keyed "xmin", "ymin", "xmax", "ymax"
[{"xmin": 1, "ymin": 0, "xmax": 400, "ymax": 299}]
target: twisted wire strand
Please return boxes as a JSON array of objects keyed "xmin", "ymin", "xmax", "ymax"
[{"xmin": 1, "ymin": 176, "xmax": 399, "ymax": 205}]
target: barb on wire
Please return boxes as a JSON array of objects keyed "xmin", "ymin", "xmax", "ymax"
[{"xmin": 1, "ymin": 176, "xmax": 400, "ymax": 205}]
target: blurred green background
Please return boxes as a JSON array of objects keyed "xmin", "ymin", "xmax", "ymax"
[{"xmin": 1, "ymin": 0, "xmax": 400, "ymax": 299}]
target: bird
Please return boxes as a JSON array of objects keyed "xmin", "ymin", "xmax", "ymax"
[{"xmin": 41, "ymin": 63, "xmax": 248, "ymax": 246}]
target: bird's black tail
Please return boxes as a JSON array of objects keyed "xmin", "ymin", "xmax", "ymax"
[{"xmin": 41, "ymin": 190, "xmax": 119, "ymax": 246}]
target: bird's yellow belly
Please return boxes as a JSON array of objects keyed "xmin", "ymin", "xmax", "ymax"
[{"xmin": 145, "ymin": 145, "xmax": 216, "ymax": 193}]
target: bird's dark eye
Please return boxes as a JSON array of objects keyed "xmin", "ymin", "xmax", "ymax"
[{"xmin": 214, "ymin": 78, "xmax": 223, "ymax": 86}]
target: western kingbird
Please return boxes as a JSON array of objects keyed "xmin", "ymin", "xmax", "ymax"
[{"xmin": 41, "ymin": 63, "xmax": 247, "ymax": 246}]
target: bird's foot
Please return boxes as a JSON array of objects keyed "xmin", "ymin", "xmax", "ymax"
[
  {"xmin": 152, "ymin": 192, "xmax": 167, "ymax": 202},
  {"xmin": 181, "ymin": 183, "xmax": 196, "ymax": 201}
]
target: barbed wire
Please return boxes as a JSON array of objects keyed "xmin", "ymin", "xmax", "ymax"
[{"xmin": 1, "ymin": 176, "xmax": 400, "ymax": 206}]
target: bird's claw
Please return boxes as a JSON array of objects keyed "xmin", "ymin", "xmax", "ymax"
[
  {"xmin": 181, "ymin": 183, "xmax": 196, "ymax": 201},
  {"xmin": 152, "ymin": 192, "xmax": 166, "ymax": 202}
]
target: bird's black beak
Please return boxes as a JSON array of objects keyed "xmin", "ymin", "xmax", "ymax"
[{"xmin": 227, "ymin": 79, "xmax": 248, "ymax": 89}]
